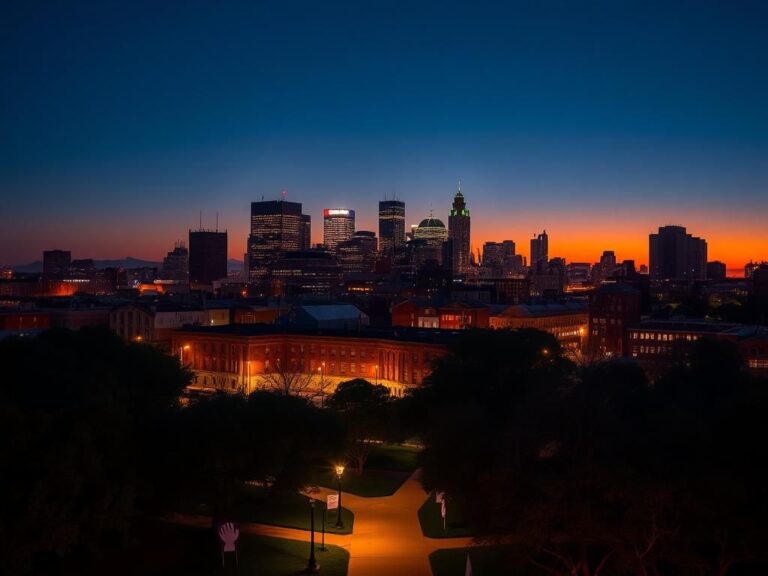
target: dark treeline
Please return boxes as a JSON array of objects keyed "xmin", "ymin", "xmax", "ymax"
[
  {"xmin": 3, "ymin": 327, "xmax": 766, "ymax": 575},
  {"xmin": 412, "ymin": 329, "xmax": 768, "ymax": 576},
  {"xmin": 0, "ymin": 328, "xmax": 349, "ymax": 575}
]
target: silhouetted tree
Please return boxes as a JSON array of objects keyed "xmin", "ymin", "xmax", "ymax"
[
  {"xmin": 0, "ymin": 327, "xmax": 189, "ymax": 575},
  {"xmin": 327, "ymin": 378, "xmax": 392, "ymax": 474}
]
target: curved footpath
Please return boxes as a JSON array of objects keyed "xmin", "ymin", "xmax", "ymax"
[{"xmin": 170, "ymin": 469, "xmax": 473, "ymax": 576}]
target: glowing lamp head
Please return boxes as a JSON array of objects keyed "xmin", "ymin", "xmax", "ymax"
[
  {"xmin": 335, "ymin": 464, "xmax": 345, "ymax": 478},
  {"xmin": 183, "ymin": 344, "xmax": 191, "ymax": 350}
]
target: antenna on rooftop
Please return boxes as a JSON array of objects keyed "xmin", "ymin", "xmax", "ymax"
[
  {"xmin": 216, "ymin": 212, "xmax": 219, "ymax": 231},
  {"xmin": 199, "ymin": 211, "xmax": 202, "ymax": 230}
]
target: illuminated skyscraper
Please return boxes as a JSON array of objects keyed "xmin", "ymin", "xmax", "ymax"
[
  {"xmin": 323, "ymin": 209, "xmax": 355, "ymax": 253},
  {"xmin": 448, "ymin": 184, "xmax": 471, "ymax": 276},
  {"xmin": 337, "ymin": 231, "xmax": 377, "ymax": 274},
  {"xmin": 247, "ymin": 199, "xmax": 309, "ymax": 282},
  {"xmin": 378, "ymin": 200, "xmax": 405, "ymax": 256}
]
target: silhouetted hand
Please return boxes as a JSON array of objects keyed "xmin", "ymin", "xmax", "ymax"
[{"xmin": 218, "ymin": 522, "xmax": 239, "ymax": 552}]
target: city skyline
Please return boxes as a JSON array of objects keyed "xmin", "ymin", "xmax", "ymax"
[
  {"xmin": 2, "ymin": 1, "xmax": 766, "ymax": 270},
  {"xmin": 3, "ymin": 189, "xmax": 761, "ymax": 274}
]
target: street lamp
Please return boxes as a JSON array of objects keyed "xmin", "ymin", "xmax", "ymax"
[
  {"xmin": 246, "ymin": 360, "xmax": 251, "ymax": 395},
  {"xmin": 179, "ymin": 344, "xmax": 190, "ymax": 365},
  {"xmin": 374, "ymin": 364, "xmax": 379, "ymax": 385},
  {"xmin": 318, "ymin": 363, "xmax": 325, "ymax": 407},
  {"xmin": 304, "ymin": 498, "xmax": 319, "ymax": 573},
  {"xmin": 334, "ymin": 464, "xmax": 345, "ymax": 529}
]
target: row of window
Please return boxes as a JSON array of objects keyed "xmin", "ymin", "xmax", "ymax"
[{"xmin": 630, "ymin": 332, "xmax": 700, "ymax": 342}]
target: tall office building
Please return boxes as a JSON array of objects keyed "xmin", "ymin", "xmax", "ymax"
[
  {"xmin": 337, "ymin": 231, "xmax": 377, "ymax": 274},
  {"xmin": 43, "ymin": 249, "xmax": 71, "ymax": 280},
  {"xmin": 247, "ymin": 199, "xmax": 309, "ymax": 282},
  {"xmin": 161, "ymin": 242, "xmax": 189, "ymax": 283},
  {"xmin": 482, "ymin": 240, "xmax": 515, "ymax": 267},
  {"xmin": 323, "ymin": 209, "xmax": 355, "ymax": 252},
  {"xmin": 649, "ymin": 225, "xmax": 707, "ymax": 282},
  {"xmin": 448, "ymin": 185, "xmax": 471, "ymax": 275},
  {"xmin": 189, "ymin": 229, "xmax": 227, "ymax": 284},
  {"xmin": 379, "ymin": 200, "xmax": 406, "ymax": 256},
  {"xmin": 302, "ymin": 214, "xmax": 312, "ymax": 250},
  {"xmin": 530, "ymin": 230, "xmax": 549, "ymax": 269}
]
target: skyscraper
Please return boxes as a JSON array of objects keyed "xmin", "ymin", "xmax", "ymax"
[
  {"xmin": 448, "ymin": 184, "xmax": 471, "ymax": 276},
  {"xmin": 649, "ymin": 225, "xmax": 707, "ymax": 282},
  {"xmin": 337, "ymin": 231, "xmax": 377, "ymax": 274},
  {"xmin": 247, "ymin": 199, "xmax": 308, "ymax": 282},
  {"xmin": 323, "ymin": 209, "xmax": 355, "ymax": 252},
  {"xmin": 530, "ymin": 230, "xmax": 549, "ymax": 269},
  {"xmin": 378, "ymin": 199, "xmax": 405, "ymax": 256},
  {"xmin": 161, "ymin": 242, "xmax": 189, "ymax": 284},
  {"xmin": 43, "ymin": 249, "xmax": 71, "ymax": 280},
  {"xmin": 189, "ymin": 229, "xmax": 227, "ymax": 284}
]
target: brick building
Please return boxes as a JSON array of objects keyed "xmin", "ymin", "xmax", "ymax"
[{"xmin": 171, "ymin": 325, "xmax": 453, "ymax": 398}]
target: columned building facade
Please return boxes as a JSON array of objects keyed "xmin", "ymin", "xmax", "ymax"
[{"xmin": 172, "ymin": 326, "xmax": 450, "ymax": 398}]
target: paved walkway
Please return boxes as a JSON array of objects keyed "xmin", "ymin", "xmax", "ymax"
[{"xmin": 171, "ymin": 469, "xmax": 473, "ymax": 576}]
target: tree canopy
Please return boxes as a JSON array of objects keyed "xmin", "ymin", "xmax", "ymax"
[
  {"xmin": 0, "ymin": 327, "xmax": 189, "ymax": 575},
  {"xmin": 414, "ymin": 329, "xmax": 768, "ymax": 576}
]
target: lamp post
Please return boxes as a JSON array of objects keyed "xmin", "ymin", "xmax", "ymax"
[
  {"xmin": 304, "ymin": 498, "xmax": 319, "ymax": 573},
  {"xmin": 180, "ymin": 344, "xmax": 190, "ymax": 365},
  {"xmin": 246, "ymin": 360, "xmax": 251, "ymax": 395},
  {"xmin": 318, "ymin": 363, "xmax": 325, "ymax": 407},
  {"xmin": 334, "ymin": 464, "xmax": 345, "ymax": 529}
]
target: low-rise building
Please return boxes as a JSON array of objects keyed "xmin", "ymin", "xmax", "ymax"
[
  {"xmin": 110, "ymin": 302, "xmax": 230, "ymax": 349},
  {"xmin": 490, "ymin": 301, "xmax": 588, "ymax": 350},
  {"xmin": 172, "ymin": 325, "xmax": 454, "ymax": 398},
  {"xmin": 392, "ymin": 298, "xmax": 489, "ymax": 329}
]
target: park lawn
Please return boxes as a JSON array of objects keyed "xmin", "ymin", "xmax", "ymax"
[
  {"xmin": 418, "ymin": 492, "xmax": 472, "ymax": 538},
  {"xmin": 231, "ymin": 484, "xmax": 354, "ymax": 535},
  {"xmin": 364, "ymin": 443, "xmax": 421, "ymax": 471},
  {"xmin": 309, "ymin": 466, "xmax": 411, "ymax": 497},
  {"xmin": 309, "ymin": 443, "xmax": 421, "ymax": 497},
  {"xmin": 429, "ymin": 545, "xmax": 535, "ymax": 576},
  {"xmin": 180, "ymin": 484, "xmax": 354, "ymax": 535},
  {"xmin": 60, "ymin": 521, "xmax": 349, "ymax": 576}
]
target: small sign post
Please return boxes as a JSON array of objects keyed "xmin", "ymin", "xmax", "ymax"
[
  {"xmin": 327, "ymin": 493, "xmax": 339, "ymax": 510},
  {"xmin": 217, "ymin": 522, "xmax": 240, "ymax": 571}
]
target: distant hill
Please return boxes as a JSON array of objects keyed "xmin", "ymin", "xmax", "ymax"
[
  {"xmin": 228, "ymin": 258, "xmax": 243, "ymax": 272},
  {"xmin": 13, "ymin": 257, "xmax": 161, "ymax": 273},
  {"xmin": 93, "ymin": 257, "xmax": 161, "ymax": 269},
  {"xmin": 13, "ymin": 260, "xmax": 43, "ymax": 273}
]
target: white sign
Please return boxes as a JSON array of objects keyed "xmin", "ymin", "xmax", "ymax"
[
  {"xmin": 218, "ymin": 522, "xmax": 240, "ymax": 552},
  {"xmin": 327, "ymin": 494, "xmax": 339, "ymax": 510},
  {"xmin": 435, "ymin": 491, "xmax": 445, "ymax": 504}
]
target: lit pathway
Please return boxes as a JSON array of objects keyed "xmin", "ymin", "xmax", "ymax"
[{"xmin": 170, "ymin": 469, "xmax": 473, "ymax": 576}]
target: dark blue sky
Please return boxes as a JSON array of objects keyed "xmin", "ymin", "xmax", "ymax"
[{"xmin": 2, "ymin": 0, "xmax": 767, "ymax": 266}]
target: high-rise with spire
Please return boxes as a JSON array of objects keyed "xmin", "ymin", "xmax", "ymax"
[{"xmin": 448, "ymin": 183, "xmax": 471, "ymax": 276}]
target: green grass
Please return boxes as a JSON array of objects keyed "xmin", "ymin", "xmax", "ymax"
[
  {"xmin": 364, "ymin": 443, "xmax": 421, "ymax": 471},
  {"xmin": 182, "ymin": 484, "xmax": 354, "ymax": 535},
  {"xmin": 429, "ymin": 545, "xmax": 535, "ymax": 576},
  {"xmin": 418, "ymin": 493, "xmax": 472, "ymax": 538},
  {"xmin": 61, "ymin": 521, "xmax": 349, "ymax": 576},
  {"xmin": 234, "ymin": 485, "xmax": 354, "ymax": 535},
  {"xmin": 308, "ymin": 443, "xmax": 421, "ymax": 497},
  {"xmin": 309, "ymin": 466, "xmax": 411, "ymax": 497}
]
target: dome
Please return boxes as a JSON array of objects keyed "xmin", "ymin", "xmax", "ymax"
[{"xmin": 418, "ymin": 217, "xmax": 446, "ymax": 228}]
